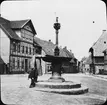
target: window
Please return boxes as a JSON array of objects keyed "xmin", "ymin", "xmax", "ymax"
[
  {"xmin": 36, "ymin": 47, "xmax": 41, "ymax": 54},
  {"xmin": 33, "ymin": 48, "xmax": 35, "ymax": 55},
  {"xmin": 26, "ymin": 46, "xmax": 28, "ymax": 54},
  {"xmin": 18, "ymin": 44, "xmax": 20, "ymax": 53},
  {"xmin": 17, "ymin": 59, "xmax": 20, "ymax": 69},
  {"xmin": 22, "ymin": 60, "xmax": 24, "ymax": 69},
  {"xmin": 29, "ymin": 47, "xmax": 31, "ymax": 55},
  {"xmin": 22, "ymin": 46, "xmax": 24, "ymax": 53},
  {"xmin": 13, "ymin": 42, "xmax": 16, "ymax": 52},
  {"xmin": 12, "ymin": 58, "xmax": 15, "ymax": 69}
]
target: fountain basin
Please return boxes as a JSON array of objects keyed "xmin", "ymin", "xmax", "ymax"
[
  {"xmin": 36, "ymin": 81, "xmax": 81, "ymax": 89},
  {"xmin": 35, "ymin": 81, "xmax": 88, "ymax": 95},
  {"xmin": 35, "ymin": 55, "xmax": 89, "ymax": 94}
]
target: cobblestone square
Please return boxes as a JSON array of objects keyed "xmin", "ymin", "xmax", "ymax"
[{"xmin": 1, "ymin": 73, "xmax": 107, "ymax": 105}]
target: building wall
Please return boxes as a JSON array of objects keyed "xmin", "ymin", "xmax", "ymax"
[
  {"xmin": 9, "ymin": 26, "xmax": 35, "ymax": 73},
  {"xmin": 41, "ymin": 50, "xmax": 52, "ymax": 74},
  {"xmin": 0, "ymin": 28, "xmax": 10, "ymax": 64},
  {"xmin": 93, "ymin": 57, "xmax": 104, "ymax": 74},
  {"xmin": 41, "ymin": 50, "xmax": 46, "ymax": 74},
  {"xmin": 62, "ymin": 61, "xmax": 78, "ymax": 73},
  {"xmin": 89, "ymin": 31, "xmax": 107, "ymax": 74},
  {"xmin": 9, "ymin": 40, "xmax": 34, "ymax": 73},
  {"xmin": 104, "ymin": 52, "xmax": 107, "ymax": 74},
  {"xmin": 15, "ymin": 30, "xmax": 21, "ymax": 38}
]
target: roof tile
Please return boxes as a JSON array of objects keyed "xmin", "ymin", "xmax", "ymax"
[{"xmin": 34, "ymin": 37, "xmax": 74, "ymax": 58}]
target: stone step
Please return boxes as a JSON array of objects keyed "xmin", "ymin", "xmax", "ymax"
[
  {"xmin": 36, "ymin": 81, "xmax": 81, "ymax": 89},
  {"xmin": 34, "ymin": 85, "xmax": 89, "ymax": 95}
]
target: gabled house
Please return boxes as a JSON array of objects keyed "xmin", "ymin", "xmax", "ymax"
[
  {"xmin": 89, "ymin": 30, "xmax": 107, "ymax": 74},
  {"xmin": 0, "ymin": 17, "xmax": 39, "ymax": 74}
]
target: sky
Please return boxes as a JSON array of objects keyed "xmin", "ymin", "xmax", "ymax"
[{"xmin": 1, "ymin": 0, "xmax": 107, "ymax": 61}]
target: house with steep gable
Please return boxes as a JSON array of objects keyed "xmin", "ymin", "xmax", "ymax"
[
  {"xmin": 0, "ymin": 17, "xmax": 39, "ymax": 74},
  {"xmin": 89, "ymin": 30, "xmax": 107, "ymax": 74}
]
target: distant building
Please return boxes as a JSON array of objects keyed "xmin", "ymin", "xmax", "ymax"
[
  {"xmin": 62, "ymin": 47, "xmax": 78, "ymax": 73},
  {"xmin": 0, "ymin": 17, "xmax": 39, "ymax": 74},
  {"xmin": 89, "ymin": 30, "xmax": 107, "ymax": 74},
  {"xmin": 80, "ymin": 56, "xmax": 91, "ymax": 73}
]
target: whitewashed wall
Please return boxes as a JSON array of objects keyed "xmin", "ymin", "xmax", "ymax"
[
  {"xmin": 0, "ymin": 29, "xmax": 10, "ymax": 64},
  {"xmin": 41, "ymin": 50, "xmax": 46, "ymax": 74}
]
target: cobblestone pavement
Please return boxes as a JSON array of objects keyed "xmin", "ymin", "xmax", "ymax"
[
  {"xmin": 82, "ymin": 72, "xmax": 107, "ymax": 80},
  {"xmin": 1, "ymin": 73, "xmax": 107, "ymax": 105}
]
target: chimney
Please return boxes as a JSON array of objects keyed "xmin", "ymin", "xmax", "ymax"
[
  {"xmin": 64, "ymin": 46, "xmax": 67, "ymax": 49},
  {"xmin": 49, "ymin": 39, "xmax": 51, "ymax": 42},
  {"xmin": 70, "ymin": 50, "xmax": 72, "ymax": 53},
  {"xmin": 103, "ymin": 30, "xmax": 106, "ymax": 32}
]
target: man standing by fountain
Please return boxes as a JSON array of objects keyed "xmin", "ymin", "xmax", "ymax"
[{"xmin": 28, "ymin": 54, "xmax": 43, "ymax": 88}]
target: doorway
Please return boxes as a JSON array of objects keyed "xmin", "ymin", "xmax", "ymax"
[{"xmin": 25, "ymin": 59, "xmax": 28, "ymax": 73}]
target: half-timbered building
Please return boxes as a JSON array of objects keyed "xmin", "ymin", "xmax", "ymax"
[
  {"xmin": 0, "ymin": 17, "xmax": 38, "ymax": 74},
  {"xmin": 89, "ymin": 30, "xmax": 107, "ymax": 74}
]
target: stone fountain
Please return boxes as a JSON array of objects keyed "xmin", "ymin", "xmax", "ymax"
[{"xmin": 35, "ymin": 17, "xmax": 88, "ymax": 95}]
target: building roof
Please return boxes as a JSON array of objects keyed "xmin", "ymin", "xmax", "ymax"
[
  {"xmin": 34, "ymin": 37, "xmax": 55, "ymax": 55},
  {"xmin": 0, "ymin": 56, "xmax": 4, "ymax": 64},
  {"xmin": 84, "ymin": 56, "xmax": 92, "ymax": 64},
  {"xmin": 89, "ymin": 30, "xmax": 107, "ymax": 56},
  {"xmin": 0, "ymin": 24, "xmax": 21, "ymax": 40},
  {"xmin": 10, "ymin": 19, "xmax": 29, "ymax": 29},
  {"xmin": 34, "ymin": 37, "xmax": 73, "ymax": 58},
  {"xmin": 63, "ymin": 47, "xmax": 76, "ymax": 63},
  {"xmin": 0, "ymin": 17, "xmax": 10, "ymax": 24},
  {"xmin": 0, "ymin": 17, "xmax": 21, "ymax": 40},
  {"xmin": 103, "ymin": 48, "xmax": 107, "ymax": 53},
  {"xmin": 10, "ymin": 19, "xmax": 36, "ymax": 34},
  {"xmin": 0, "ymin": 17, "xmax": 36, "ymax": 40},
  {"xmin": 81, "ymin": 56, "xmax": 92, "ymax": 64},
  {"xmin": 63, "ymin": 47, "xmax": 75, "ymax": 58}
]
